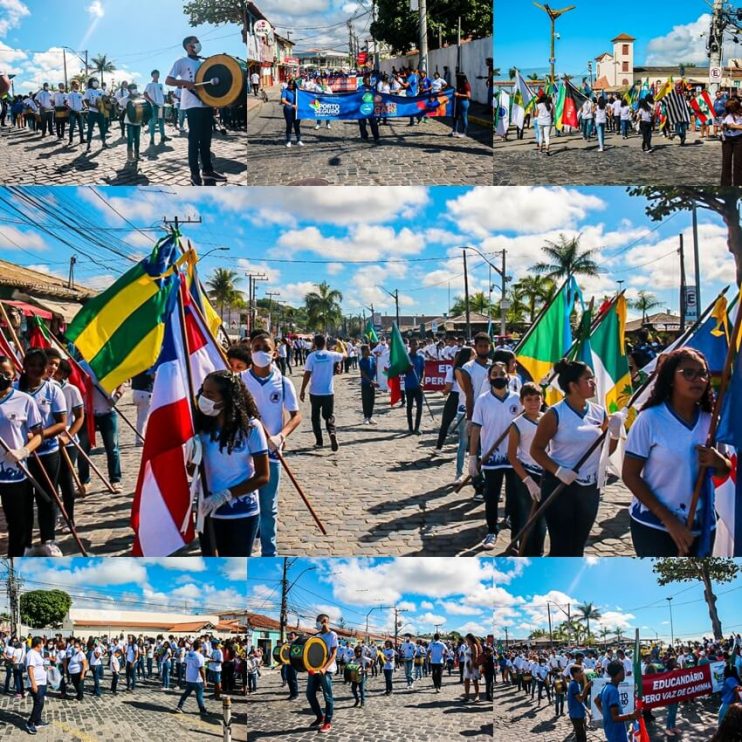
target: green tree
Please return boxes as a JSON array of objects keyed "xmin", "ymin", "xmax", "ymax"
[
  {"xmin": 627, "ymin": 186, "xmax": 742, "ymax": 284},
  {"xmin": 599, "ymin": 626, "xmax": 611, "ymax": 649},
  {"xmin": 653, "ymin": 558, "xmax": 739, "ymax": 640},
  {"xmin": 371, "ymin": 0, "xmax": 492, "ymax": 54},
  {"xmin": 575, "ymin": 602, "xmax": 602, "ymax": 642},
  {"xmin": 614, "ymin": 627, "xmax": 625, "ymax": 644},
  {"xmin": 513, "ymin": 275, "xmax": 556, "ymax": 323},
  {"xmin": 183, "ymin": 0, "xmax": 246, "ymax": 31},
  {"xmin": 206, "ymin": 268, "xmax": 243, "ymax": 319},
  {"xmin": 533, "ymin": 234, "xmax": 601, "ymax": 281},
  {"xmin": 304, "ymin": 282, "xmax": 343, "ymax": 334},
  {"xmin": 631, "ymin": 290, "xmax": 661, "ymax": 323},
  {"xmin": 90, "ymin": 54, "xmax": 116, "ymax": 87},
  {"xmin": 20, "ymin": 590, "xmax": 72, "ymax": 628},
  {"xmin": 527, "ymin": 73, "xmax": 540, "ymax": 82},
  {"xmin": 529, "ymin": 628, "xmax": 549, "ymax": 639}
]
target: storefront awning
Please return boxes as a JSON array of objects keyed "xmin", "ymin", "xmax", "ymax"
[{"xmin": 1, "ymin": 300, "xmax": 53, "ymax": 320}]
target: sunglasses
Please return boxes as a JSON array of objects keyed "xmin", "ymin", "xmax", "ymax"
[{"xmin": 676, "ymin": 368, "xmax": 709, "ymax": 382}]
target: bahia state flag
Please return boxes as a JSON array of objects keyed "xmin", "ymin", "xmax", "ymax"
[
  {"xmin": 495, "ymin": 90, "xmax": 510, "ymax": 136},
  {"xmin": 590, "ymin": 294, "xmax": 632, "ymax": 413},
  {"xmin": 512, "ymin": 70, "xmax": 536, "ymax": 130},
  {"xmin": 690, "ymin": 90, "xmax": 715, "ymax": 125}
]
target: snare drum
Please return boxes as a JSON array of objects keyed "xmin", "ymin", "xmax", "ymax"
[{"xmin": 54, "ymin": 106, "xmax": 69, "ymax": 120}]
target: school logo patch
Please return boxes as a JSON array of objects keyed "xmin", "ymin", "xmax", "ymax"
[
  {"xmin": 509, "ymin": 404, "xmax": 520, "ymax": 415},
  {"xmin": 270, "ymin": 391, "xmax": 281, "ymax": 404}
]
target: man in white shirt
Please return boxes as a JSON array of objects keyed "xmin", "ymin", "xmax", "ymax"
[
  {"xmin": 176, "ymin": 639, "xmax": 208, "ymax": 715},
  {"xmin": 25, "ymin": 637, "xmax": 47, "ymax": 734},
  {"xmin": 144, "ymin": 69, "xmax": 171, "ymax": 147},
  {"xmin": 428, "ymin": 633, "xmax": 446, "ymax": 692},
  {"xmin": 251, "ymin": 71, "xmax": 260, "ymax": 96},
  {"xmin": 209, "ymin": 640, "xmax": 224, "ymax": 700},
  {"xmin": 299, "ymin": 335, "xmax": 347, "ymax": 451},
  {"xmin": 65, "ymin": 80, "xmax": 85, "ymax": 145},
  {"xmin": 400, "ymin": 635, "xmax": 416, "ymax": 688},
  {"xmin": 166, "ymin": 36, "xmax": 226, "ymax": 186},
  {"xmin": 306, "ymin": 613, "xmax": 339, "ymax": 734},
  {"xmin": 36, "ymin": 83, "xmax": 53, "ymax": 137}
]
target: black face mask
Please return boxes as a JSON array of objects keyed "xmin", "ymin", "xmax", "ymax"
[
  {"xmin": 491, "ymin": 377, "xmax": 508, "ymax": 390},
  {"xmin": 0, "ymin": 374, "xmax": 12, "ymax": 392}
]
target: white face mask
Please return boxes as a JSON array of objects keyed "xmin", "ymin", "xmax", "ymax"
[
  {"xmin": 316, "ymin": 621, "xmax": 324, "ymax": 631},
  {"xmin": 91, "ymin": 81, "xmax": 99, "ymax": 89},
  {"xmin": 192, "ymin": 42, "xmax": 202, "ymax": 55},
  {"xmin": 251, "ymin": 351, "xmax": 273, "ymax": 368},
  {"xmin": 197, "ymin": 394, "xmax": 221, "ymax": 417}
]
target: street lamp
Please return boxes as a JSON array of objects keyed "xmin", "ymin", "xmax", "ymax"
[
  {"xmin": 199, "ymin": 246, "xmax": 230, "ymax": 261},
  {"xmin": 534, "ymin": 3, "xmax": 577, "ymax": 84},
  {"xmin": 666, "ymin": 597, "xmax": 674, "ymax": 647},
  {"xmin": 460, "ymin": 246, "xmax": 509, "ymax": 339}
]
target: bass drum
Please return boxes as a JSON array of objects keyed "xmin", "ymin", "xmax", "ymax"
[
  {"xmin": 54, "ymin": 106, "xmax": 69, "ymax": 120},
  {"xmin": 126, "ymin": 99, "xmax": 152, "ymax": 125},
  {"xmin": 344, "ymin": 662, "xmax": 361, "ymax": 683},
  {"xmin": 289, "ymin": 636, "xmax": 328, "ymax": 674},
  {"xmin": 195, "ymin": 54, "xmax": 246, "ymax": 108}
]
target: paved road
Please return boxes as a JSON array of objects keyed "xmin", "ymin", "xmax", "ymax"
[
  {"xmin": 493, "ymin": 678, "xmax": 720, "ymax": 741},
  {"xmin": 248, "ymin": 665, "xmax": 492, "ymax": 741},
  {"xmin": 0, "ymin": 121, "xmax": 246, "ymax": 186},
  {"xmin": 266, "ymin": 368, "xmax": 635, "ymax": 558},
  {"xmin": 0, "ymin": 674, "xmax": 246, "ymax": 741},
  {"xmin": 493, "ymin": 126, "xmax": 720, "ymax": 185},
  {"xmin": 247, "ymin": 94, "xmax": 493, "ymax": 185}
]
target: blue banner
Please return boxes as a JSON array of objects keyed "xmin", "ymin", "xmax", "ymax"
[{"xmin": 296, "ymin": 88, "xmax": 454, "ymax": 120}]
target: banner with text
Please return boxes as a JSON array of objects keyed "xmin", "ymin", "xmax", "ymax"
[
  {"xmin": 296, "ymin": 88, "xmax": 454, "ymax": 120},
  {"xmin": 424, "ymin": 360, "xmax": 453, "ymax": 392}
]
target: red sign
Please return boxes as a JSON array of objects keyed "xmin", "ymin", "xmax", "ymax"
[
  {"xmin": 641, "ymin": 664, "xmax": 718, "ymax": 709},
  {"xmin": 423, "ymin": 360, "xmax": 453, "ymax": 392}
]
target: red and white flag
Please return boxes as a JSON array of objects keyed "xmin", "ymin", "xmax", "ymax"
[{"xmin": 181, "ymin": 278, "xmax": 227, "ymax": 385}]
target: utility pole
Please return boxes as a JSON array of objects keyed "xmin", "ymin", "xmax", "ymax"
[
  {"xmin": 500, "ymin": 250, "xmax": 508, "ymax": 338},
  {"xmin": 266, "ymin": 291, "xmax": 280, "ymax": 333},
  {"xmin": 708, "ymin": 0, "xmax": 725, "ymax": 96},
  {"xmin": 163, "ymin": 215, "xmax": 203, "ymax": 232},
  {"xmin": 692, "ymin": 207, "xmax": 701, "ymax": 314},
  {"xmin": 505, "ymin": 627, "xmax": 509, "ymax": 648},
  {"xmin": 667, "ymin": 597, "xmax": 675, "ymax": 646},
  {"xmin": 534, "ymin": 3, "xmax": 577, "ymax": 85},
  {"xmin": 547, "ymin": 603, "xmax": 553, "ymax": 649},
  {"xmin": 418, "ymin": 0, "xmax": 429, "ymax": 73},
  {"xmin": 462, "ymin": 250, "xmax": 471, "ymax": 341},
  {"xmin": 347, "ymin": 20, "xmax": 354, "ymax": 67},
  {"xmin": 68, "ymin": 255, "xmax": 77, "ymax": 289},
  {"xmin": 679, "ymin": 234, "xmax": 687, "ymax": 333},
  {"xmin": 62, "ymin": 48, "xmax": 68, "ymax": 89},
  {"xmin": 371, "ymin": 0, "xmax": 379, "ymax": 69},
  {"xmin": 244, "ymin": 272, "xmax": 268, "ymax": 334},
  {"xmin": 394, "ymin": 607, "xmax": 408, "ymax": 649},
  {"xmin": 280, "ymin": 557, "xmax": 289, "ymax": 642},
  {"xmin": 381, "ymin": 287, "xmax": 400, "ymax": 328},
  {"xmin": 5, "ymin": 559, "xmax": 21, "ymax": 638}
]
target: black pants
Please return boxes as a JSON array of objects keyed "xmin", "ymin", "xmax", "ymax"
[
  {"xmin": 359, "ymin": 117, "xmax": 379, "ymax": 141},
  {"xmin": 70, "ymin": 672, "xmax": 84, "ymax": 700},
  {"xmin": 436, "ymin": 392, "xmax": 460, "ymax": 448},
  {"xmin": 483, "ymin": 468, "xmax": 517, "ymax": 535},
  {"xmin": 211, "ymin": 514, "xmax": 259, "ymax": 557},
  {"xmin": 722, "ymin": 137, "xmax": 742, "ymax": 186},
  {"xmin": 185, "ymin": 107, "xmax": 214, "ymax": 178},
  {"xmin": 510, "ymin": 472, "xmax": 546, "ymax": 556},
  {"xmin": 309, "ymin": 394, "xmax": 336, "ymax": 444},
  {"xmin": 640, "ymin": 120, "xmax": 652, "ymax": 150},
  {"xmin": 55, "ymin": 115, "xmax": 66, "ymax": 138},
  {"xmin": 630, "ymin": 518, "xmax": 713, "ymax": 557},
  {"xmin": 1, "ymin": 480, "xmax": 33, "ymax": 556},
  {"xmin": 541, "ymin": 472, "xmax": 600, "ymax": 556},
  {"xmin": 431, "ymin": 664, "xmax": 443, "ymax": 689},
  {"xmin": 58, "ymin": 446, "xmax": 78, "ymax": 524},
  {"xmin": 111, "ymin": 671, "xmax": 118, "ymax": 693},
  {"xmin": 537, "ymin": 679, "xmax": 551, "ymax": 702},
  {"xmin": 283, "ymin": 110, "xmax": 301, "ymax": 143},
  {"xmin": 286, "ymin": 664, "xmax": 299, "ymax": 697},
  {"xmin": 361, "ymin": 384, "xmax": 375, "ymax": 419},
  {"xmin": 28, "ymin": 684, "xmax": 46, "ymax": 725},
  {"xmin": 276, "ymin": 357, "xmax": 287, "ymax": 375},
  {"xmin": 571, "ymin": 718, "xmax": 587, "ymax": 742},
  {"xmin": 406, "ymin": 386, "xmax": 423, "ymax": 432},
  {"xmin": 27, "ymin": 451, "xmax": 60, "ymax": 545}
]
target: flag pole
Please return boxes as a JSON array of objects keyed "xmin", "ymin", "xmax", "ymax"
[
  {"xmin": 59, "ymin": 444, "xmax": 85, "ymax": 496},
  {"xmin": 0, "ymin": 301, "xmax": 24, "ymax": 358},
  {"xmin": 685, "ymin": 285, "xmax": 742, "ymax": 541},
  {"xmin": 454, "ymin": 419, "xmax": 517, "ymax": 493},
  {"xmin": 0, "ymin": 324, "xmax": 22, "ymax": 372}
]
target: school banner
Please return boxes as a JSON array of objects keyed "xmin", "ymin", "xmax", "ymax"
[
  {"xmin": 641, "ymin": 662, "xmax": 725, "ymax": 709},
  {"xmin": 296, "ymin": 88, "xmax": 454, "ymax": 120},
  {"xmin": 423, "ymin": 360, "xmax": 453, "ymax": 392},
  {"xmin": 590, "ymin": 678, "xmax": 634, "ymax": 720}
]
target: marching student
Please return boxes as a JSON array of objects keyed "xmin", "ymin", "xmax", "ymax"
[
  {"xmin": 299, "ymin": 335, "xmax": 346, "ymax": 451},
  {"xmin": 358, "ymin": 344, "xmax": 378, "ymax": 424},
  {"xmin": 449, "ymin": 347, "xmax": 474, "ymax": 484},
  {"xmin": 462, "ymin": 633, "xmax": 482, "ymax": 704},
  {"xmin": 280, "ymin": 79, "xmax": 303, "ymax": 148},
  {"xmin": 24, "ymin": 636, "xmax": 47, "ymax": 735},
  {"xmin": 110, "ymin": 648, "xmax": 121, "ymax": 695},
  {"xmin": 404, "ymin": 337, "xmax": 426, "ymax": 435},
  {"xmin": 400, "ymin": 634, "xmax": 416, "ymax": 688},
  {"xmin": 531, "ymin": 359, "xmax": 622, "ymax": 557},
  {"xmin": 226, "ymin": 344, "xmax": 251, "ymax": 373},
  {"xmin": 469, "ymin": 362, "xmax": 523, "ymax": 551},
  {"xmin": 67, "ymin": 637, "xmax": 87, "ymax": 701},
  {"xmin": 143, "ymin": 69, "xmax": 170, "ymax": 147},
  {"xmin": 567, "ymin": 664, "xmax": 591, "ymax": 742},
  {"xmin": 175, "ymin": 639, "xmax": 208, "ymax": 716},
  {"xmin": 382, "ymin": 640, "xmax": 395, "ymax": 695},
  {"xmin": 623, "ymin": 348, "xmax": 732, "ymax": 557},
  {"xmin": 17, "ymin": 349, "xmax": 67, "ymax": 553},
  {"xmin": 209, "ymin": 640, "xmax": 223, "ymax": 701},
  {"xmin": 122, "ymin": 83, "xmax": 145, "ymax": 164},
  {"xmin": 595, "ymin": 661, "xmax": 640, "ymax": 741},
  {"xmin": 428, "ymin": 633, "xmax": 447, "ymax": 693},
  {"xmin": 65, "ymin": 80, "xmax": 85, "ymax": 146},
  {"xmin": 306, "ymin": 613, "xmax": 338, "ymax": 734},
  {"xmin": 53, "ymin": 82, "xmax": 67, "ymax": 140},
  {"xmin": 194, "ymin": 370, "xmax": 270, "ymax": 556},
  {"xmin": 507, "ymin": 383, "xmax": 546, "ymax": 556},
  {"xmin": 240, "ymin": 333, "xmax": 302, "ymax": 557},
  {"xmin": 350, "ymin": 644, "xmax": 370, "ymax": 708},
  {"xmin": 82, "ymin": 77, "xmax": 107, "ymax": 152}
]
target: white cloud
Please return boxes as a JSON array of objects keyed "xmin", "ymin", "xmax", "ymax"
[
  {"xmin": 417, "ymin": 612, "xmax": 447, "ymax": 626},
  {"xmin": 87, "ymin": 0, "xmax": 104, "ymax": 18},
  {"xmin": 645, "ymin": 14, "xmax": 731, "ymax": 67},
  {"xmin": 0, "ymin": 0, "xmax": 30, "ymax": 37},
  {"xmin": 437, "ymin": 601, "xmax": 484, "ymax": 616},
  {"xmin": 140, "ymin": 557, "xmax": 209, "ymax": 573},
  {"xmin": 279, "ymin": 281, "xmax": 321, "ymax": 305},
  {"xmin": 420, "ymin": 601, "xmax": 434, "ymax": 610},
  {"xmin": 458, "ymin": 621, "xmax": 489, "ymax": 636},
  {"xmin": 235, "ymin": 258, "xmax": 280, "ymax": 284},
  {"xmin": 397, "ymin": 600, "xmax": 416, "ymax": 612},
  {"xmin": 326, "ymin": 262, "xmax": 345, "ymax": 275},
  {"xmin": 19, "ymin": 559, "xmax": 147, "ymax": 587},
  {"xmin": 0, "ymin": 227, "xmax": 47, "ymax": 251}
]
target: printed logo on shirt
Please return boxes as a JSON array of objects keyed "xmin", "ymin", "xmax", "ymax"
[
  {"xmin": 509, "ymin": 403, "xmax": 520, "ymax": 415},
  {"xmin": 269, "ymin": 391, "xmax": 281, "ymax": 404}
]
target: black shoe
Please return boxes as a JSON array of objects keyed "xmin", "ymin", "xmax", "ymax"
[
  {"xmin": 25, "ymin": 723, "xmax": 36, "ymax": 735},
  {"xmin": 309, "ymin": 717, "xmax": 324, "ymax": 728},
  {"xmin": 203, "ymin": 170, "xmax": 227, "ymax": 181},
  {"xmin": 330, "ymin": 434, "xmax": 339, "ymax": 452},
  {"xmin": 190, "ymin": 176, "xmax": 203, "ymax": 186}
]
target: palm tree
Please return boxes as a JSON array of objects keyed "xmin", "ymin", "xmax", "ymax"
[
  {"xmin": 90, "ymin": 54, "xmax": 116, "ymax": 87},
  {"xmin": 529, "ymin": 629, "xmax": 549, "ymax": 639},
  {"xmin": 631, "ymin": 290, "xmax": 661, "ymax": 323},
  {"xmin": 508, "ymin": 67, "xmax": 517, "ymax": 80},
  {"xmin": 599, "ymin": 627, "xmax": 611, "ymax": 649},
  {"xmin": 304, "ymin": 282, "xmax": 343, "ymax": 334},
  {"xmin": 527, "ymin": 73, "xmax": 540, "ymax": 82},
  {"xmin": 206, "ymin": 268, "xmax": 242, "ymax": 320},
  {"xmin": 533, "ymin": 234, "xmax": 601, "ymax": 282},
  {"xmin": 614, "ymin": 627, "xmax": 625, "ymax": 644},
  {"xmin": 513, "ymin": 275, "xmax": 556, "ymax": 323},
  {"xmin": 468, "ymin": 291, "xmax": 491, "ymax": 315},
  {"xmin": 575, "ymin": 602, "xmax": 602, "ymax": 642}
]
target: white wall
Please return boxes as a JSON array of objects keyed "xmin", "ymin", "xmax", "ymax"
[{"xmin": 379, "ymin": 37, "xmax": 492, "ymax": 105}]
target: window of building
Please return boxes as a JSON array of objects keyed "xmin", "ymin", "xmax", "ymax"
[
  {"xmin": 623, "ymin": 44, "xmax": 629, "ymax": 55},
  {"xmin": 622, "ymin": 61, "xmax": 629, "ymax": 72}
]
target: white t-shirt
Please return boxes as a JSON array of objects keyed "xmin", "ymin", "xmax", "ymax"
[
  {"xmin": 428, "ymin": 640, "xmax": 446, "ymax": 664},
  {"xmin": 639, "ymin": 108, "xmax": 653, "ymax": 123},
  {"xmin": 472, "ymin": 391, "xmax": 522, "ymax": 469},
  {"xmin": 89, "ymin": 647, "xmax": 102, "ymax": 666},
  {"xmin": 304, "ymin": 351, "xmax": 344, "ymax": 396},
  {"xmin": 383, "ymin": 648, "xmax": 394, "ymax": 670},
  {"xmin": 210, "ymin": 648, "xmax": 223, "ymax": 672},
  {"xmin": 67, "ymin": 649, "xmax": 85, "ymax": 674},
  {"xmin": 36, "ymin": 89, "xmax": 52, "ymax": 108},
  {"xmin": 83, "ymin": 88, "xmax": 103, "ymax": 108},
  {"xmin": 185, "ymin": 650, "xmax": 205, "ymax": 683},
  {"xmin": 25, "ymin": 649, "xmax": 46, "ymax": 685},
  {"xmin": 0, "ymin": 389, "xmax": 42, "ymax": 483},
  {"xmin": 66, "ymin": 91, "xmax": 84, "ymax": 112},
  {"xmin": 548, "ymin": 399, "xmax": 606, "ymax": 485},
  {"xmin": 595, "ymin": 107, "xmax": 607, "ymax": 124},
  {"xmin": 167, "ymin": 57, "xmax": 207, "ymax": 110},
  {"xmin": 144, "ymin": 81, "xmax": 165, "ymax": 107},
  {"xmin": 461, "ymin": 359, "xmax": 491, "ymax": 413},
  {"xmin": 536, "ymin": 102, "xmax": 552, "ymax": 126},
  {"xmin": 444, "ymin": 365, "xmax": 461, "ymax": 394},
  {"xmin": 620, "ymin": 105, "xmax": 632, "ymax": 121},
  {"xmin": 53, "ymin": 91, "xmax": 66, "ymax": 107},
  {"xmin": 23, "ymin": 380, "xmax": 66, "ymax": 456},
  {"xmin": 400, "ymin": 641, "xmax": 415, "ymax": 660},
  {"xmin": 59, "ymin": 380, "xmax": 83, "ymax": 446},
  {"xmin": 580, "ymin": 101, "xmax": 593, "ymax": 120},
  {"xmin": 612, "ymin": 99, "xmax": 622, "ymax": 116},
  {"xmin": 626, "ymin": 403, "xmax": 714, "ymax": 533},
  {"xmin": 512, "ymin": 414, "xmax": 543, "ymax": 475}
]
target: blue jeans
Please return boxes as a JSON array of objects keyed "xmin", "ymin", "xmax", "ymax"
[
  {"xmin": 675, "ymin": 121, "xmax": 687, "ymax": 142},
  {"xmin": 257, "ymin": 462, "xmax": 281, "ymax": 557},
  {"xmin": 351, "ymin": 676, "xmax": 365, "ymax": 704},
  {"xmin": 414, "ymin": 663, "xmax": 423, "ymax": 680},
  {"xmin": 621, "ymin": 119, "xmax": 631, "ymax": 137},
  {"xmin": 78, "ymin": 412, "xmax": 121, "ymax": 484},
  {"xmin": 454, "ymin": 98, "xmax": 470, "ymax": 135},
  {"xmin": 404, "ymin": 659, "xmax": 414, "ymax": 685},
  {"xmin": 581, "ymin": 118, "xmax": 593, "ymax": 138},
  {"xmin": 91, "ymin": 664, "xmax": 103, "ymax": 696},
  {"xmin": 596, "ymin": 122, "xmax": 606, "ymax": 149},
  {"xmin": 248, "ymin": 671, "xmax": 258, "ymax": 692},
  {"xmin": 68, "ymin": 111, "xmax": 84, "ymax": 141},
  {"xmin": 666, "ymin": 702, "xmax": 678, "ymax": 730},
  {"xmin": 306, "ymin": 672, "xmax": 334, "ymax": 723},
  {"xmin": 384, "ymin": 668, "xmax": 393, "ymax": 693},
  {"xmin": 162, "ymin": 660, "xmax": 171, "ymax": 689},
  {"xmin": 86, "ymin": 111, "xmax": 106, "ymax": 144},
  {"xmin": 148, "ymin": 104, "xmax": 166, "ymax": 138},
  {"xmin": 178, "ymin": 681, "xmax": 206, "ymax": 712},
  {"xmin": 456, "ymin": 412, "xmax": 468, "ymax": 478},
  {"xmin": 126, "ymin": 663, "xmax": 136, "ymax": 690}
]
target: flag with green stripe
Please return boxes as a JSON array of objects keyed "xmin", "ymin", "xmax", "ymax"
[
  {"xmin": 365, "ymin": 319, "xmax": 378, "ymax": 343},
  {"xmin": 66, "ymin": 235, "xmax": 180, "ymax": 393}
]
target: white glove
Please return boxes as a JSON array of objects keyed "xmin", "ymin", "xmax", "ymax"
[
  {"xmin": 184, "ymin": 436, "xmax": 203, "ymax": 467},
  {"xmin": 203, "ymin": 489, "xmax": 232, "ymax": 517},
  {"xmin": 555, "ymin": 466, "xmax": 578, "ymax": 486},
  {"xmin": 468, "ymin": 457, "xmax": 480, "ymax": 478},
  {"xmin": 523, "ymin": 476, "xmax": 541, "ymax": 502},
  {"xmin": 268, "ymin": 433, "xmax": 285, "ymax": 453},
  {"xmin": 607, "ymin": 412, "xmax": 626, "ymax": 440},
  {"xmin": 4, "ymin": 446, "xmax": 29, "ymax": 465}
]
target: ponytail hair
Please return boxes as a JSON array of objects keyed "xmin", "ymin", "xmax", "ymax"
[{"xmin": 554, "ymin": 358, "xmax": 590, "ymax": 395}]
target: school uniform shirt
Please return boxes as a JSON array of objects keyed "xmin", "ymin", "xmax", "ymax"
[
  {"xmin": 144, "ymin": 81, "xmax": 165, "ymax": 107},
  {"xmin": 66, "ymin": 91, "xmax": 83, "ymax": 112},
  {"xmin": 723, "ymin": 113, "xmax": 742, "ymax": 137},
  {"xmin": 167, "ymin": 57, "xmax": 206, "ymax": 110},
  {"xmin": 210, "ymin": 648, "xmax": 223, "ymax": 672},
  {"xmin": 444, "ymin": 365, "xmax": 461, "ymax": 395},
  {"xmin": 67, "ymin": 649, "xmax": 85, "ymax": 674},
  {"xmin": 567, "ymin": 678, "xmax": 585, "ymax": 718},
  {"xmin": 461, "ymin": 359, "xmax": 491, "ymax": 412},
  {"xmin": 512, "ymin": 414, "xmax": 543, "ymax": 476},
  {"xmin": 600, "ymin": 682, "xmax": 628, "ymax": 742},
  {"xmin": 53, "ymin": 91, "xmax": 66, "ymax": 107},
  {"xmin": 536, "ymin": 102, "xmax": 552, "ymax": 125},
  {"xmin": 0, "ymin": 389, "xmax": 43, "ymax": 483},
  {"xmin": 25, "ymin": 648, "xmax": 47, "ymax": 686},
  {"xmin": 639, "ymin": 108, "xmax": 653, "ymax": 123},
  {"xmin": 185, "ymin": 650, "xmax": 205, "ymax": 683},
  {"xmin": 611, "ymin": 99, "xmax": 622, "ymax": 117},
  {"xmin": 36, "ymin": 89, "xmax": 52, "ymax": 109},
  {"xmin": 382, "ymin": 648, "xmax": 395, "ymax": 670},
  {"xmin": 620, "ymin": 105, "xmax": 632, "ymax": 121},
  {"xmin": 471, "ymin": 390, "xmax": 522, "ymax": 469},
  {"xmin": 549, "ymin": 399, "xmax": 607, "ymax": 486},
  {"xmin": 428, "ymin": 640, "xmax": 446, "ymax": 664},
  {"xmin": 404, "ymin": 352, "xmax": 425, "ymax": 390},
  {"xmin": 626, "ymin": 403, "xmax": 715, "ymax": 534},
  {"xmin": 400, "ymin": 640, "xmax": 416, "ymax": 660},
  {"xmin": 240, "ymin": 369, "xmax": 299, "ymax": 462},
  {"xmin": 595, "ymin": 107, "xmax": 608, "ymax": 125},
  {"xmin": 83, "ymin": 88, "xmax": 103, "ymax": 110},
  {"xmin": 58, "ymin": 380, "xmax": 83, "ymax": 446},
  {"xmin": 125, "ymin": 644, "xmax": 138, "ymax": 664},
  {"xmin": 21, "ymin": 380, "xmax": 66, "ymax": 456},
  {"xmin": 316, "ymin": 630, "xmax": 339, "ymax": 674},
  {"xmin": 89, "ymin": 647, "xmax": 102, "ymax": 666},
  {"xmin": 199, "ymin": 419, "xmax": 268, "ymax": 519},
  {"xmin": 304, "ymin": 350, "xmax": 345, "ymax": 396}
]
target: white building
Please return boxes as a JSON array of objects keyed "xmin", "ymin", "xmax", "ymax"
[{"xmin": 595, "ymin": 33, "xmax": 636, "ymax": 89}]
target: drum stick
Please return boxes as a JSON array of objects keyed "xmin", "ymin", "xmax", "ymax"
[{"xmin": 194, "ymin": 78, "xmax": 219, "ymax": 87}]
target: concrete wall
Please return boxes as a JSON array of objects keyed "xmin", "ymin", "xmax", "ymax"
[{"xmin": 379, "ymin": 37, "xmax": 492, "ymax": 105}]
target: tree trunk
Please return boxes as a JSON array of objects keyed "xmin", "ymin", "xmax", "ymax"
[
  {"xmin": 700, "ymin": 564, "xmax": 723, "ymax": 640},
  {"xmin": 721, "ymin": 195, "xmax": 742, "ymax": 285}
]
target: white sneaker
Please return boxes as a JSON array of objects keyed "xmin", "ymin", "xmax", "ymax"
[
  {"xmin": 286, "ymin": 141, "xmax": 292, "ymax": 148},
  {"xmin": 453, "ymin": 474, "xmax": 466, "ymax": 486},
  {"xmin": 314, "ymin": 123, "xmax": 320, "ymax": 130},
  {"xmin": 297, "ymin": 141, "xmax": 304, "ymax": 147},
  {"xmin": 326, "ymin": 123, "xmax": 331, "ymax": 129},
  {"xmin": 473, "ymin": 492, "xmax": 485, "ymax": 502},
  {"xmin": 481, "ymin": 533, "xmax": 497, "ymax": 551},
  {"xmin": 431, "ymin": 447, "xmax": 443, "ymax": 457},
  {"xmin": 362, "ymin": 418, "xmax": 370, "ymax": 425},
  {"xmin": 368, "ymin": 418, "xmax": 377, "ymax": 425}
]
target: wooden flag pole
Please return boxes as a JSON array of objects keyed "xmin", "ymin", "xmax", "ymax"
[
  {"xmin": 60, "ymin": 444, "xmax": 85, "ymax": 496},
  {"xmin": 64, "ymin": 435, "xmax": 116, "ymax": 494},
  {"xmin": 454, "ymin": 420, "xmax": 517, "ymax": 494},
  {"xmin": 0, "ymin": 301, "xmax": 24, "ymax": 359}
]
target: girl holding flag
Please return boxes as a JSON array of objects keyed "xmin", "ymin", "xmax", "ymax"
[{"xmin": 622, "ymin": 348, "xmax": 732, "ymax": 557}]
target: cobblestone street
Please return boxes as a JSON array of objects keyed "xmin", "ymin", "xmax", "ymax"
[
  {"xmin": 247, "ymin": 92, "xmax": 493, "ymax": 185},
  {"xmin": 0, "ymin": 122, "xmax": 246, "ymax": 186},
  {"xmin": 493, "ymin": 678, "xmax": 720, "ymax": 741},
  {"xmin": 493, "ymin": 127, "xmax": 721, "ymax": 185},
  {"xmin": 0, "ymin": 675, "xmax": 246, "ymax": 741},
  {"xmin": 248, "ymin": 665, "xmax": 492, "ymax": 741}
]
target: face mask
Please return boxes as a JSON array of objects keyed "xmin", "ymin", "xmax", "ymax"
[
  {"xmin": 91, "ymin": 81, "xmax": 99, "ymax": 89},
  {"xmin": 252, "ymin": 351, "xmax": 273, "ymax": 368},
  {"xmin": 0, "ymin": 374, "xmax": 11, "ymax": 392},
  {"xmin": 316, "ymin": 621, "xmax": 324, "ymax": 631},
  {"xmin": 197, "ymin": 394, "xmax": 221, "ymax": 417},
  {"xmin": 491, "ymin": 377, "xmax": 508, "ymax": 390},
  {"xmin": 192, "ymin": 42, "xmax": 202, "ymax": 55}
]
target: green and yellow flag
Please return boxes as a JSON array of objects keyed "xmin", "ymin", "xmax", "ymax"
[{"xmin": 66, "ymin": 235, "xmax": 182, "ymax": 392}]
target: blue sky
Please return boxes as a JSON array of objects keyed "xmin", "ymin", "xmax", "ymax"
[
  {"xmin": 1, "ymin": 557, "xmax": 246, "ymax": 615},
  {"xmin": 1, "ymin": 185, "xmax": 735, "ymax": 322},
  {"xmin": 247, "ymin": 558, "xmax": 495, "ymax": 638},
  {"xmin": 0, "ymin": 0, "xmax": 244, "ymax": 92},
  {"xmin": 494, "ymin": 558, "xmax": 742, "ymax": 643},
  {"xmin": 495, "ymin": 2, "xmax": 725, "ymax": 78}
]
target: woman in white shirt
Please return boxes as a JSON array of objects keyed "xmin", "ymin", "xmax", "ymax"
[
  {"xmin": 535, "ymin": 95, "xmax": 553, "ymax": 155},
  {"xmin": 24, "ymin": 636, "xmax": 47, "ymax": 734},
  {"xmin": 580, "ymin": 98, "xmax": 594, "ymax": 140},
  {"xmin": 721, "ymin": 97, "xmax": 742, "ymax": 186},
  {"xmin": 638, "ymin": 98, "xmax": 654, "ymax": 153},
  {"xmin": 382, "ymin": 640, "xmax": 395, "ymax": 695},
  {"xmin": 67, "ymin": 639, "xmax": 87, "ymax": 701},
  {"xmin": 594, "ymin": 98, "xmax": 608, "ymax": 152}
]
